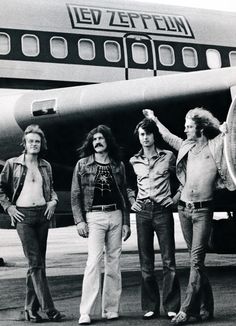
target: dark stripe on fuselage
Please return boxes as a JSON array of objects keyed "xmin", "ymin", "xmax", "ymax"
[
  {"xmin": 0, "ymin": 27, "xmax": 234, "ymax": 74},
  {"xmin": 0, "ymin": 77, "xmax": 91, "ymax": 90}
]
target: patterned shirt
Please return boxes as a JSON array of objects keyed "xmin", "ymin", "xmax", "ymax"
[{"xmin": 92, "ymin": 162, "xmax": 120, "ymax": 206}]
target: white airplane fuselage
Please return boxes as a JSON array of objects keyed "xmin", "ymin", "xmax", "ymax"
[{"xmin": 0, "ymin": 0, "xmax": 236, "ymax": 228}]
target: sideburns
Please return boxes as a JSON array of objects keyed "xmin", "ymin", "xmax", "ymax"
[{"xmin": 196, "ymin": 128, "xmax": 202, "ymax": 138}]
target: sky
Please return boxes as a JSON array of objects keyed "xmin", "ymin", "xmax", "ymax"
[{"xmin": 131, "ymin": 0, "xmax": 236, "ymax": 12}]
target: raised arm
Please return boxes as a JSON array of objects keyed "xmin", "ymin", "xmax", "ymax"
[{"xmin": 143, "ymin": 109, "xmax": 183, "ymax": 151}]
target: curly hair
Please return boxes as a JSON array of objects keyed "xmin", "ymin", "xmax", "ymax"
[
  {"xmin": 77, "ymin": 125, "xmax": 121, "ymax": 162},
  {"xmin": 186, "ymin": 107, "xmax": 221, "ymax": 139},
  {"xmin": 21, "ymin": 124, "xmax": 47, "ymax": 154},
  {"xmin": 134, "ymin": 118, "xmax": 164, "ymax": 148}
]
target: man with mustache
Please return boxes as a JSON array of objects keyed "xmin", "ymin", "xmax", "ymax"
[{"xmin": 71, "ymin": 125, "xmax": 131, "ymax": 325}]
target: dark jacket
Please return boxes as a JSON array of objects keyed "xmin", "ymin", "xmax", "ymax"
[
  {"xmin": 0, "ymin": 154, "xmax": 58, "ymax": 213},
  {"xmin": 71, "ymin": 154, "xmax": 130, "ymax": 226}
]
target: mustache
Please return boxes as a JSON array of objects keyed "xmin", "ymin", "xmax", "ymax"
[{"xmin": 95, "ymin": 143, "xmax": 104, "ymax": 148}]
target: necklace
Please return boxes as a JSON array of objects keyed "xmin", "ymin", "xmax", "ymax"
[
  {"xmin": 190, "ymin": 142, "xmax": 208, "ymax": 155},
  {"xmin": 26, "ymin": 164, "xmax": 39, "ymax": 183},
  {"xmin": 28, "ymin": 168, "xmax": 39, "ymax": 183}
]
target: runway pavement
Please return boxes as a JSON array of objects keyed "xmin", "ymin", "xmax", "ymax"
[{"xmin": 1, "ymin": 213, "xmax": 236, "ymax": 325}]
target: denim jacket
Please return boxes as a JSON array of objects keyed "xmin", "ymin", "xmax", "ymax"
[
  {"xmin": 162, "ymin": 131, "xmax": 236, "ymax": 191},
  {"xmin": 71, "ymin": 155, "xmax": 130, "ymax": 226},
  {"xmin": 129, "ymin": 148, "xmax": 177, "ymax": 206},
  {"xmin": 0, "ymin": 154, "xmax": 58, "ymax": 213}
]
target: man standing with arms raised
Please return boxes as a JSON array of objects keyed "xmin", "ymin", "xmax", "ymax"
[{"xmin": 143, "ymin": 108, "xmax": 236, "ymax": 325}]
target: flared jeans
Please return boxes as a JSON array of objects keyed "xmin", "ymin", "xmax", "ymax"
[
  {"xmin": 16, "ymin": 205, "xmax": 55, "ymax": 313},
  {"xmin": 178, "ymin": 205, "xmax": 214, "ymax": 317},
  {"xmin": 80, "ymin": 210, "xmax": 122, "ymax": 317},
  {"xmin": 136, "ymin": 201, "xmax": 181, "ymax": 315}
]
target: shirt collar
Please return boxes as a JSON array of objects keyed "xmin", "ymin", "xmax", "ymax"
[{"xmin": 134, "ymin": 148, "xmax": 167, "ymax": 159}]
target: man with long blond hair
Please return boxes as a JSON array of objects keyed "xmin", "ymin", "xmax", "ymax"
[
  {"xmin": 0, "ymin": 124, "xmax": 64, "ymax": 322},
  {"xmin": 143, "ymin": 108, "xmax": 236, "ymax": 325}
]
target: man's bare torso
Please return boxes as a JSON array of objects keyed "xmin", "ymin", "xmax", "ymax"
[
  {"xmin": 16, "ymin": 166, "xmax": 46, "ymax": 207},
  {"xmin": 181, "ymin": 144, "xmax": 217, "ymax": 202}
]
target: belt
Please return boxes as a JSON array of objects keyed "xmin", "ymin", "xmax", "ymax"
[
  {"xmin": 179, "ymin": 200, "xmax": 213, "ymax": 210},
  {"xmin": 91, "ymin": 204, "xmax": 117, "ymax": 212},
  {"xmin": 142, "ymin": 198, "xmax": 164, "ymax": 208}
]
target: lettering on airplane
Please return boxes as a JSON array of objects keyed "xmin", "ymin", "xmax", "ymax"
[{"xmin": 67, "ymin": 4, "xmax": 194, "ymax": 38}]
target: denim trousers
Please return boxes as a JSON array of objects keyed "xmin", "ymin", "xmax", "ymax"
[
  {"xmin": 80, "ymin": 210, "xmax": 122, "ymax": 317},
  {"xmin": 16, "ymin": 206, "xmax": 55, "ymax": 312},
  {"xmin": 136, "ymin": 202, "xmax": 181, "ymax": 314},
  {"xmin": 178, "ymin": 206, "xmax": 214, "ymax": 317}
]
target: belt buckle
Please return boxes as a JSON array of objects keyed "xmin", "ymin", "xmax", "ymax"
[
  {"xmin": 187, "ymin": 201, "xmax": 195, "ymax": 209},
  {"xmin": 103, "ymin": 205, "xmax": 109, "ymax": 212},
  {"xmin": 104, "ymin": 204, "xmax": 115, "ymax": 211}
]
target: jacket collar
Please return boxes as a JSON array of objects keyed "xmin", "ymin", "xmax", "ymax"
[
  {"xmin": 85, "ymin": 154, "xmax": 118, "ymax": 167},
  {"xmin": 176, "ymin": 140, "xmax": 197, "ymax": 164},
  {"xmin": 14, "ymin": 154, "xmax": 47, "ymax": 167}
]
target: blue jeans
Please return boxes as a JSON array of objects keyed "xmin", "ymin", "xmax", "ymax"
[
  {"xmin": 178, "ymin": 206, "xmax": 214, "ymax": 317},
  {"xmin": 136, "ymin": 201, "xmax": 180, "ymax": 314},
  {"xmin": 16, "ymin": 206, "xmax": 55, "ymax": 313}
]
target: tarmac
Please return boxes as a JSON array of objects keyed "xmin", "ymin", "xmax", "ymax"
[{"xmin": 1, "ymin": 213, "xmax": 236, "ymax": 325}]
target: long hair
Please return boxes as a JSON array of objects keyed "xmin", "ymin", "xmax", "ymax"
[
  {"xmin": 186, "ymin": 107, "xmax": 221, "ymax": 139},
  {"xmin": 134, "ymin": 118, "xmax": 164, "ymax": 148},
  {"xmin": 21, "ymin": 124, "xmax": 47, "ymax": 154},
  {"xmin": 77, "ymin": 125, "xmax": 121, "ymax": 162}
]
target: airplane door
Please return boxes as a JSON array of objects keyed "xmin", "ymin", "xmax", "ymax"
[{"xmin": 123, "ymin": 33, "xmax": 157, "ymax": 80}]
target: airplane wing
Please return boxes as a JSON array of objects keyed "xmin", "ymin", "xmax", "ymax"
[
  {"xmin": 4, "ymin": 65, "xmax": 236, "ymax": 153},
  {"xmin": 1, "ymin": 67, "xmax": 236, "ymax": 229}
]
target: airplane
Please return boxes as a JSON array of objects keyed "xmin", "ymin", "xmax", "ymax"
[{"xmin": 0, "ymin": 0, "xmax": 236, "ymax": 239}]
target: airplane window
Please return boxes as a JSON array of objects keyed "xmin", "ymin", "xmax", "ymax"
[
  {"xmin": 206, "ymin": 49, "xmax": 222, "ymax": 69},
  {"xmin": 158, "ymin": 45, "xmax": 175, "ymax": 66},
  {"xmin": 78, "ymin": 39, "xmax": 95, "ymax": 61},
  {"xmin": 0, "ymin": 33, "xmax": 10, "ymax": 55},
  {"xmin": 104, "ymin": 41, "xmax": 121, "ymax": 62},
  {"xmin": 50, "ymin": 37, "xmax": 68, "ymax": 59},
  {"xmin": 229, "ymin": 51, "xmax": 236, "ymax": 67},
  {"xmin": 132, "ymin": 43, "xmax": 148, "ymax": 64},
  {"xmin": 32, "ymin": 99, "xmax": 57, "ymax": 117},
  {"xmin": 182, "ymin": 47, "xmax": 198, "ymax": 68},
  {"xmin": 22, "ymin": 34, "xmax": 40, "ymax": 57}
]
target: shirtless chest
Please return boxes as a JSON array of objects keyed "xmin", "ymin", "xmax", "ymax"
[
  {"xmin": 187, "ymin": 146, "xmax": 217, "ymax": 175},
  {"xmin": 16, "ymin": 166, "xmax": 46, "ymax": 207},
  {"xmin": 181, "ymin": 145, "xmax": 218, "ymax": 201},
  {"xmin": 25, "ymin": 167, "xmax": 43, "ymax": 184}
]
